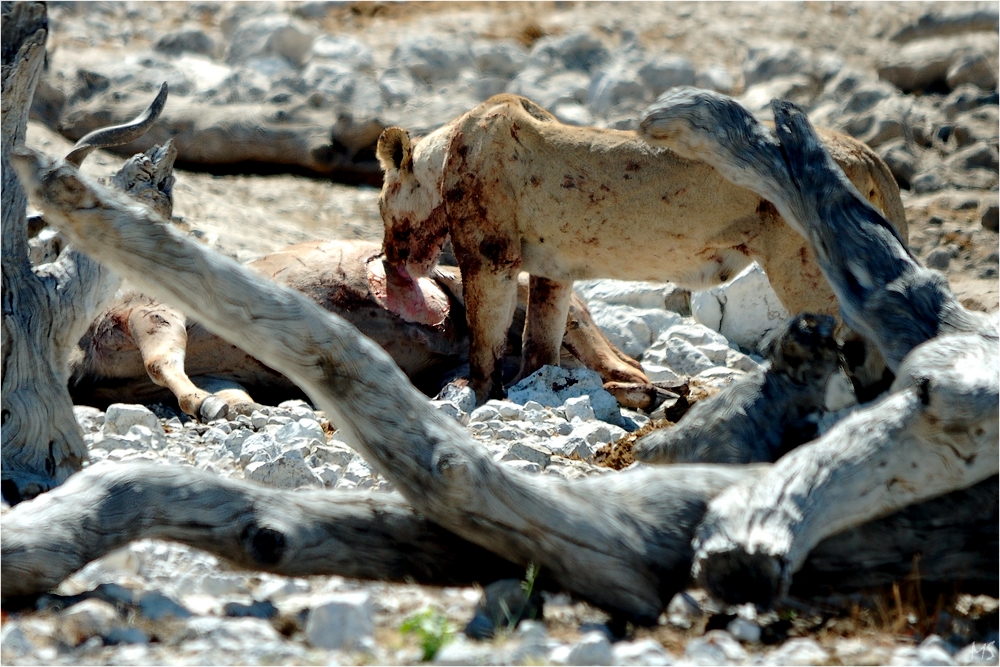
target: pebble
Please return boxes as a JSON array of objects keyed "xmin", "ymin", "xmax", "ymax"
[
  {"xmin": 765, "ymin": 637, "xmax": 829, "ymax": 665},
  {"xmin": 58, "ymin": 599, "xmax": 120, "ymax": 646},
  {"xmin": 564, "ymin": 630, "xmax": 614, "ymax": 666},
  {"xmin": 613, "ymin": 638, "xmax": 677, "ymax": 666},
  {"xmin": 727, "ymin": 616, "xmax": 762, "ymax": 643},
  {"xmin": 685, "ymin": 630, "xmax": 748, "ymax": 664}
]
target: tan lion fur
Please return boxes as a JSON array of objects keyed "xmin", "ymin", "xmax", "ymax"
[{"xmin": 377, "ymin": 94, "xmax": 907, "ymax": 402}]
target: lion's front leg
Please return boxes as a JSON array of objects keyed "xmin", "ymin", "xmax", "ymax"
[
  {"xmin": 516, "ymin": 276, "xmax": 574, "ymax": 383},
  {"xmin": 462, "ymin": 265, "xmax": 520, "ymax": 404}
]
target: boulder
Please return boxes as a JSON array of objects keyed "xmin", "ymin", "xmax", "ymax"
[
  {"xmin": 508, "ymin": 67, "xmax": 590, "ymax": 110},
  {"xmin": 472, "ymin": 41, "xmax": 528, "ymax": 78},
  {"xmin": 309, "ymin": 34, "xmax": 375, "ymax": 71},
  {"xmin": 877, "ymin": 34, "xmax": 997, "ymax": 93},
  {"xmin": 589, "ymin": 61, "xmax": 647, "ymax": 116},
  {"xmin": 743, "ymin": 44, "xmax": 811, "ymax": 87},
  {"xmin": 947, "ymin": 53, "xmax": 999, "ymax": 91},
  {"xmin": 154, "ymin": 28, "xmax": 217, "ymax": 57},
  {"xmin": 527, "ymin": 31, "xmax": 610, "ymax": 73},
  {"xmin": 695, "ymin": 64, "xmax": 735, "ymax": 95},
  {"xmin": 244, "ymin": 450, "xmax": 323, "ymax": 489}
]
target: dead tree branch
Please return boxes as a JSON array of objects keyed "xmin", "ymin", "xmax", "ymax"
[{"xmin": 640, "ymin": 89, "xmax": 998, "ymax": 606}]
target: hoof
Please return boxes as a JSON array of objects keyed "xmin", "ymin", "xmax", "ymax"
[{"xmin": 199, "ymin": 396, "xmax": 229, "ymax": 422}]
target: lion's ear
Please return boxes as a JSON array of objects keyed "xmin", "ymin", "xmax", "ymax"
[{"xmin": 377, "ymin": 127, "xmax": 413, "ymax": 174}]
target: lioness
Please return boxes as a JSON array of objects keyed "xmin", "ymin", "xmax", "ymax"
[{"xmin": 376, "ymin": 94, "xmax": 907, "ymax": 403}]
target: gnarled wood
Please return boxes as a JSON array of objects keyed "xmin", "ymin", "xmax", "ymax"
[
  {"xmin": 633, "ymin": 313, "xmax": 841, "ymax": 464},
  {"xmin": 1, "ymin": 8, "xmax": 173, "ymax": 502},
  {"xmin": 1, "ymin": 2, "xmax": 117, "ymax": 502},
  {"xmin": 0, "ymin": 463, "xmax": 997, "ymax": 599},
  {"xmin": 12, "ymin": 147, "xmax": 762, "ymax": 623},
  {"xmin": 0, "ymin": 462, "xmax": 523, "ymax": 598},
  {"xmin": 2, "ymin": 463, "xmax": 993, "ymax": 602},
  {"xmin": 640, "ymin": 89, "xmax": 999, "ymax": 606},
  {"xmin": 791, "ymin": 475, "xmax": 998, "ymax": 596}
]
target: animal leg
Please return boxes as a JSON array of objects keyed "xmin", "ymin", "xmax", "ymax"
[
  {"xmin": 127, "ymin": 306, "xmax": 228, "ymax": 421},
  {"xmin": 563, "ymin": 293, "xmax": 646, "ymax": 380},
  {"xmin": 516, "ymin": 276, "xmax": 574, "ymax": 382},
  {"xmin": 462, "ymin": 267, "xmax": 520, "ymax": 404},
  {"xmin": 561, "ymin": 294, "xmax": 670, "ymax": 410},
  {"xmin": 189, "ymin": 376, "xmax": 263, "ymax": 417}
]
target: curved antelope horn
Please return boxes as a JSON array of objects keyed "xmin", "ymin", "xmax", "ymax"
[{"xmin": 64, "ymin": 81, "xmax": 169, "ymax": 167}]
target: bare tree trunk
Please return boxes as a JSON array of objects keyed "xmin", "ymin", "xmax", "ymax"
[
  {"xmin": 1, "ymin": 2, "xmax": 117, "ymax": 502},
  {"xmin": 2, "ymin": 3, "xmax": 173, "ymax": 503}
]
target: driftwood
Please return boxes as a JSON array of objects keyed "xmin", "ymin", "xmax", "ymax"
[
  {"xmin": 3, "ymin": 459, "xmax": 995, "ymax": 603},
  {"xmin": 633, "ymin": 313, "xmax": 841, "ymax": 464},
  {"xmin": 640, "ymin": 88, "xmax": 998, "ymax": 606},
  {"xmin": 1, "ymin": 462, "xmax": 523, "ymax": 599},
  {"xmin": 792, "ymin": 475, "xmax": 998, "ymax": 596},
  {"xmin": 52, "ymin": 97, "xmax": 385, "ymax": 185}
]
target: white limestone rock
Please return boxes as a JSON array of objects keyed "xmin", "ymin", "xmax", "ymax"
[
  {"xmin": 685, "ymin": 630, "xmax": 748, "ymax": 665},
  {"xmin": 244, "ymin": 450, "xmax": 323, "ymax": 489},
  {"xmin": 570, "ymin": 421, "xmax": 627, "ymax": 448},
  {"xmin": 563, "ymin": 395, "xmax": 596, "ymax": 422},
  {"xmin": 103, "ymin": 403, "xmax": 164, "ymax": 437},
  {"xmin": 691, "ymin": 263, "xmax": 790, "ymax": 352},
  {"xmin": 430, "ymin": 399, "xmax": 470, "ymax": 426},
  {"xmin": 561, "ymin": 631, "xmax": 613, "ymax": 666},
  {"xmin": 305, "ymin": 591, "xmax": 375, "ymax": 651},
  {"xmin": 507, "ymin": 366, "xmax": 621, "ymax": 424},
  {"xmin": 644, "ymin": 337, "xmax": 716, "ymax": 376},
  {"xmin": 767, "ymin": 637, "xmax": 830, "ymax": 666},
  {"xmin": 58, "ymin": 599, "xmax": 120, "ymax": 646},
  {"xmin": 74, "ymin": 406, "xmax": 105, "ymax": 433},
  {"xmin": 613, "ymin": 638, "xmax": 677, "ymax": 666}
]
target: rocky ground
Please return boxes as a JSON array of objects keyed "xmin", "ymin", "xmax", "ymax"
[{"xmin": 4, "ymin": 1, "xmax": 999, "ymax": 665}]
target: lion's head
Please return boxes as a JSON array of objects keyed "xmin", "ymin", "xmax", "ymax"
[{"xmin": 376, "ymin": 125, "xmax": 451, "ymax": 279}]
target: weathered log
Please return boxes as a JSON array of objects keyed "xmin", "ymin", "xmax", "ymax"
[
  {"xmin": 10, "ymin": 147, "xmax": 759, "ymax": 623},
  {"xmin": 791, "ymin": 475, "xmax": 999, "ymax": 596},
  {"xmin": 633, "ymin": 313, "xmax": 841, "ymax": 464},
  {"xmin": 640, "ymin": 89, "xmax": 999, "ymax": 606},
  {"xmin": 3, "ymin": 461, "xmax": 995, "ymax": 603},
  {"xmin": 0, "ymin": 462, "xmax": 523, "ymax": 598},
  {"xmin": 2, "ymin": 11, "xmax": 173, "ymax": 503}
]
